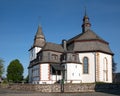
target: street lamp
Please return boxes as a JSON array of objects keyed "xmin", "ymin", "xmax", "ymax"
[{"xmin": 61, "ymin": 65, "xmax": 65, "ymax": 93}]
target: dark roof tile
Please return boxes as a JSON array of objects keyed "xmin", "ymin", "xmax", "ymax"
[
  {"xmin": 67, "ymin": 30, "xmax": 113, "ymax": 55},
  {"xmin": 42, "ymin": 42, "xmax": 64, "ymax": 52},
  {"xmin": 68, "ymin": 30, "xmax": 108, "ymax": 44}
]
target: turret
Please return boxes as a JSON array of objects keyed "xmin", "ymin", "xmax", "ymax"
[{"xmin": 29, "ymin": 25, "xmax": 46, "ymax": 61}]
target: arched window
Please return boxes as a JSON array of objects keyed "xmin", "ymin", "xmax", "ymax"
[
  {"xmin": 83, "ymin": 57, "xmax": 89, "ymax": 74},
  {"xmin": 103, "ymin": 58, "xmax": 108, "ymax": 81}
]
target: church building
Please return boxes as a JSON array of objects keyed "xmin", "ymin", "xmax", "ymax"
[{"xmin": 28, "ymin": 13, "xmax": 113, "ymax": 84}]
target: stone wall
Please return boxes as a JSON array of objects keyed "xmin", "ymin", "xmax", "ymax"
[
  {"xmin": 64, "ymin": 84, "xmax": 95, "ymax": 92},
  {"xmin": 8, "ymin": 84, "xmax": 61, "ymax": 92},
  {"xmin": 95, "ymin": 83, "xmax": 120, "ymax": 91},
  {"xmin": 1, "ymin": 83, "xmax": 120, "ymax": 93}
]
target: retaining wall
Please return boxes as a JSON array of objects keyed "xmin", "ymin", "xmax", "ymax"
[{"xmin": 1, "ymin": 83, "xmax": 120, "ymax": 92}]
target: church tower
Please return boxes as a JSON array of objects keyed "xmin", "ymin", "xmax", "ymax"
[
  {"xmin": 82, "ymin": 10, "xmax": 91, "ymax": 32},
  {"xmin": 29, "ymin": 25, "xmax": 46, "ymax": 61}
]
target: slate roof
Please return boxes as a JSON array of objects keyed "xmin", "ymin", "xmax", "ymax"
[
  {"xmin": 74, "ymin": 41, "xmax": 113, "ymax": 54},
  {"xmin": 68, "ymin": 29, "xmax": 107, "ymax": 44},
  {"xmin": 67, "ymin": 30, "xmax": 113, "ymax": 55},
  {"xmin": 42, "ymin": 42, "xmax": 64, "ymax": 52},
  {"xmin": 35, "ymin": 25, "xmax": 44, "ymax": 37},
  {"xmin": 33, "ymin": 25, "xmax": 45, "ymax": 47}
]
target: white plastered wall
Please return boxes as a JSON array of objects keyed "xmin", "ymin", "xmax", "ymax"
[
  {"xmin": 66, "ymin": 63, "xmax": 82, "ymax": 83},
  {"xmin": 30, "ymin": 47, "xmax": 41, "ymax": 61},
  {"xmin": 39, "ymin": 63, "xmax": 50, "ymax": 84},
  {"xmin": 98, "ymin": 52, "xmax": 112, "ymax": 83},
  {"xmin": 79, "ymin": 53, "xmax": 95, "ymax": 83}
]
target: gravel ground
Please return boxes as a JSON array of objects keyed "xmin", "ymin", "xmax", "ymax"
[{"xmin": 0, "ymin": 88, "xmax": 120, "ymax": 96}]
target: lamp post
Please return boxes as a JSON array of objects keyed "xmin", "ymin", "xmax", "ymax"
[
  {"xmin": 61, "ymin": 68, "xmax": 65, "ymax": 93},
  {"xmin": 61, "ymin": 52, "xmax": 66, "ymax": 93}
]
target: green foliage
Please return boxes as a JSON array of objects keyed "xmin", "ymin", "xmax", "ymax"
[
  {"xmin": 112, "ymin": 57, "xmax": 117, "ymax": 73},
  {"xmin": 7, "ymin": 59, "xmax": 24, "ymax": 83},
  {"xmin": 24, "ymin": 75, "xmax": 29, "ymax": 83},
  {"xmin": 0, "ymin": 59, "xmax": 4, "ymax": 77},
  {"xmin": 2, "ymin": 78, "xmax": 8, "ymax": 84}
]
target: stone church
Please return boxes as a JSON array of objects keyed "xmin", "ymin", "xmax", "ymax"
[{"xmin": 28, "ymin": 13, "xmax": 113, "ymax": 84}]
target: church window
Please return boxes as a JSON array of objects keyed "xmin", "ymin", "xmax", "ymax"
[
  {"xmin": 52, "ymin": 54, "xmax": 58, "ymax": 60},
  {"xmin": 68, "ymin": 55, "xmax": 72, "ymax": 61},
  {"xmin": 83, "ymin": 57, "xmax": 89, "ymax": 74},
  {"xmin": 48, "ymin": 52, "xmax": 50, "ymax": 60},
  {"xmin": 72, "ymin": 55, "xmax": 76, "ymax": 61},
  {"xmin": 103, "ymin": 58, "xmax": 108, "ymax": 81}
]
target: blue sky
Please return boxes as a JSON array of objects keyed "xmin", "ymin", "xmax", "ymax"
[{"xmin": 0, "ymin": 0, "xmax": 120, "ymax": 77}]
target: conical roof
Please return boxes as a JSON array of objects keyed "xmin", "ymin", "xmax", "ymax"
[
  {"xmin": 36, "ymin": 25, "xmax": 44, "ymax": 36},
  {"xmin": 30, "ymin": 25, "xmax": 46, "ymax": 48}
]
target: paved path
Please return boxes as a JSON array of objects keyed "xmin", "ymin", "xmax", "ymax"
[{"xmin": 0, "ymin": 88, "xmax": 120, "ymax": 96}]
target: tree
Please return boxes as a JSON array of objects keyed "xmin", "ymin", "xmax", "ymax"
[
  {"xmin": 24, "ymin": 75, "xmax": 29, "ymax": 83},
  {"xmin": 112, "ymin": 57, "xmax": 117, "ymax": 82},
  {"xmin": 0, "ymin": 59, "xmax": 4, "ymax": 78},
  {"xmin": 7, "ymin": 59, "xmax": 24, "ymax": 83},
  {"xmin": 112, "ymin": 57, "xmax": 117, "ymax": 73}
]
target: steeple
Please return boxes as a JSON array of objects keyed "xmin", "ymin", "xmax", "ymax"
[
  {"xmin": 82, "ymin": 9, "xmax": 91, "ymax": 32},
  {"xmin": 33, "ymin": 25, "xmax": 46, "ymax": 47}
]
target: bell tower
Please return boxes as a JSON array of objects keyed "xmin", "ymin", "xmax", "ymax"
[{"xmin": 29, "ymin": 25, "xmax": 46, "ymax": 61}]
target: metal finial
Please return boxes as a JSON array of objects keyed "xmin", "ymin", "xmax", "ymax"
[
  {"xmin": 38, "ymin": 16, "xmax": 42, "ymax": 27},
  {"xmin": 84, "ymin": 6, "xmax": 87, "ymax": 16}
]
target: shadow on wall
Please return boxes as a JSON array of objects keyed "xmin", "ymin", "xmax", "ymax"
[{"xmin": 95, "ymin": 83, "xmax": 120, "ymax": 95}]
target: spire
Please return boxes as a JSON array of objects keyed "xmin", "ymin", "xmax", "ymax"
[
  {"xmin": 84, "ymin": 6, "xmax": 87, "ymax": 16},
  {"xmin": 82, "ymin": 8, "xmax": 91, "ymax": 32},
  {"xmin": 36, "ymin": 24, "xmax": 44, "ymax": 36},
  {"xmin": 33, "ymin": 25, "xmax": 46, "ymax": 47}
]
